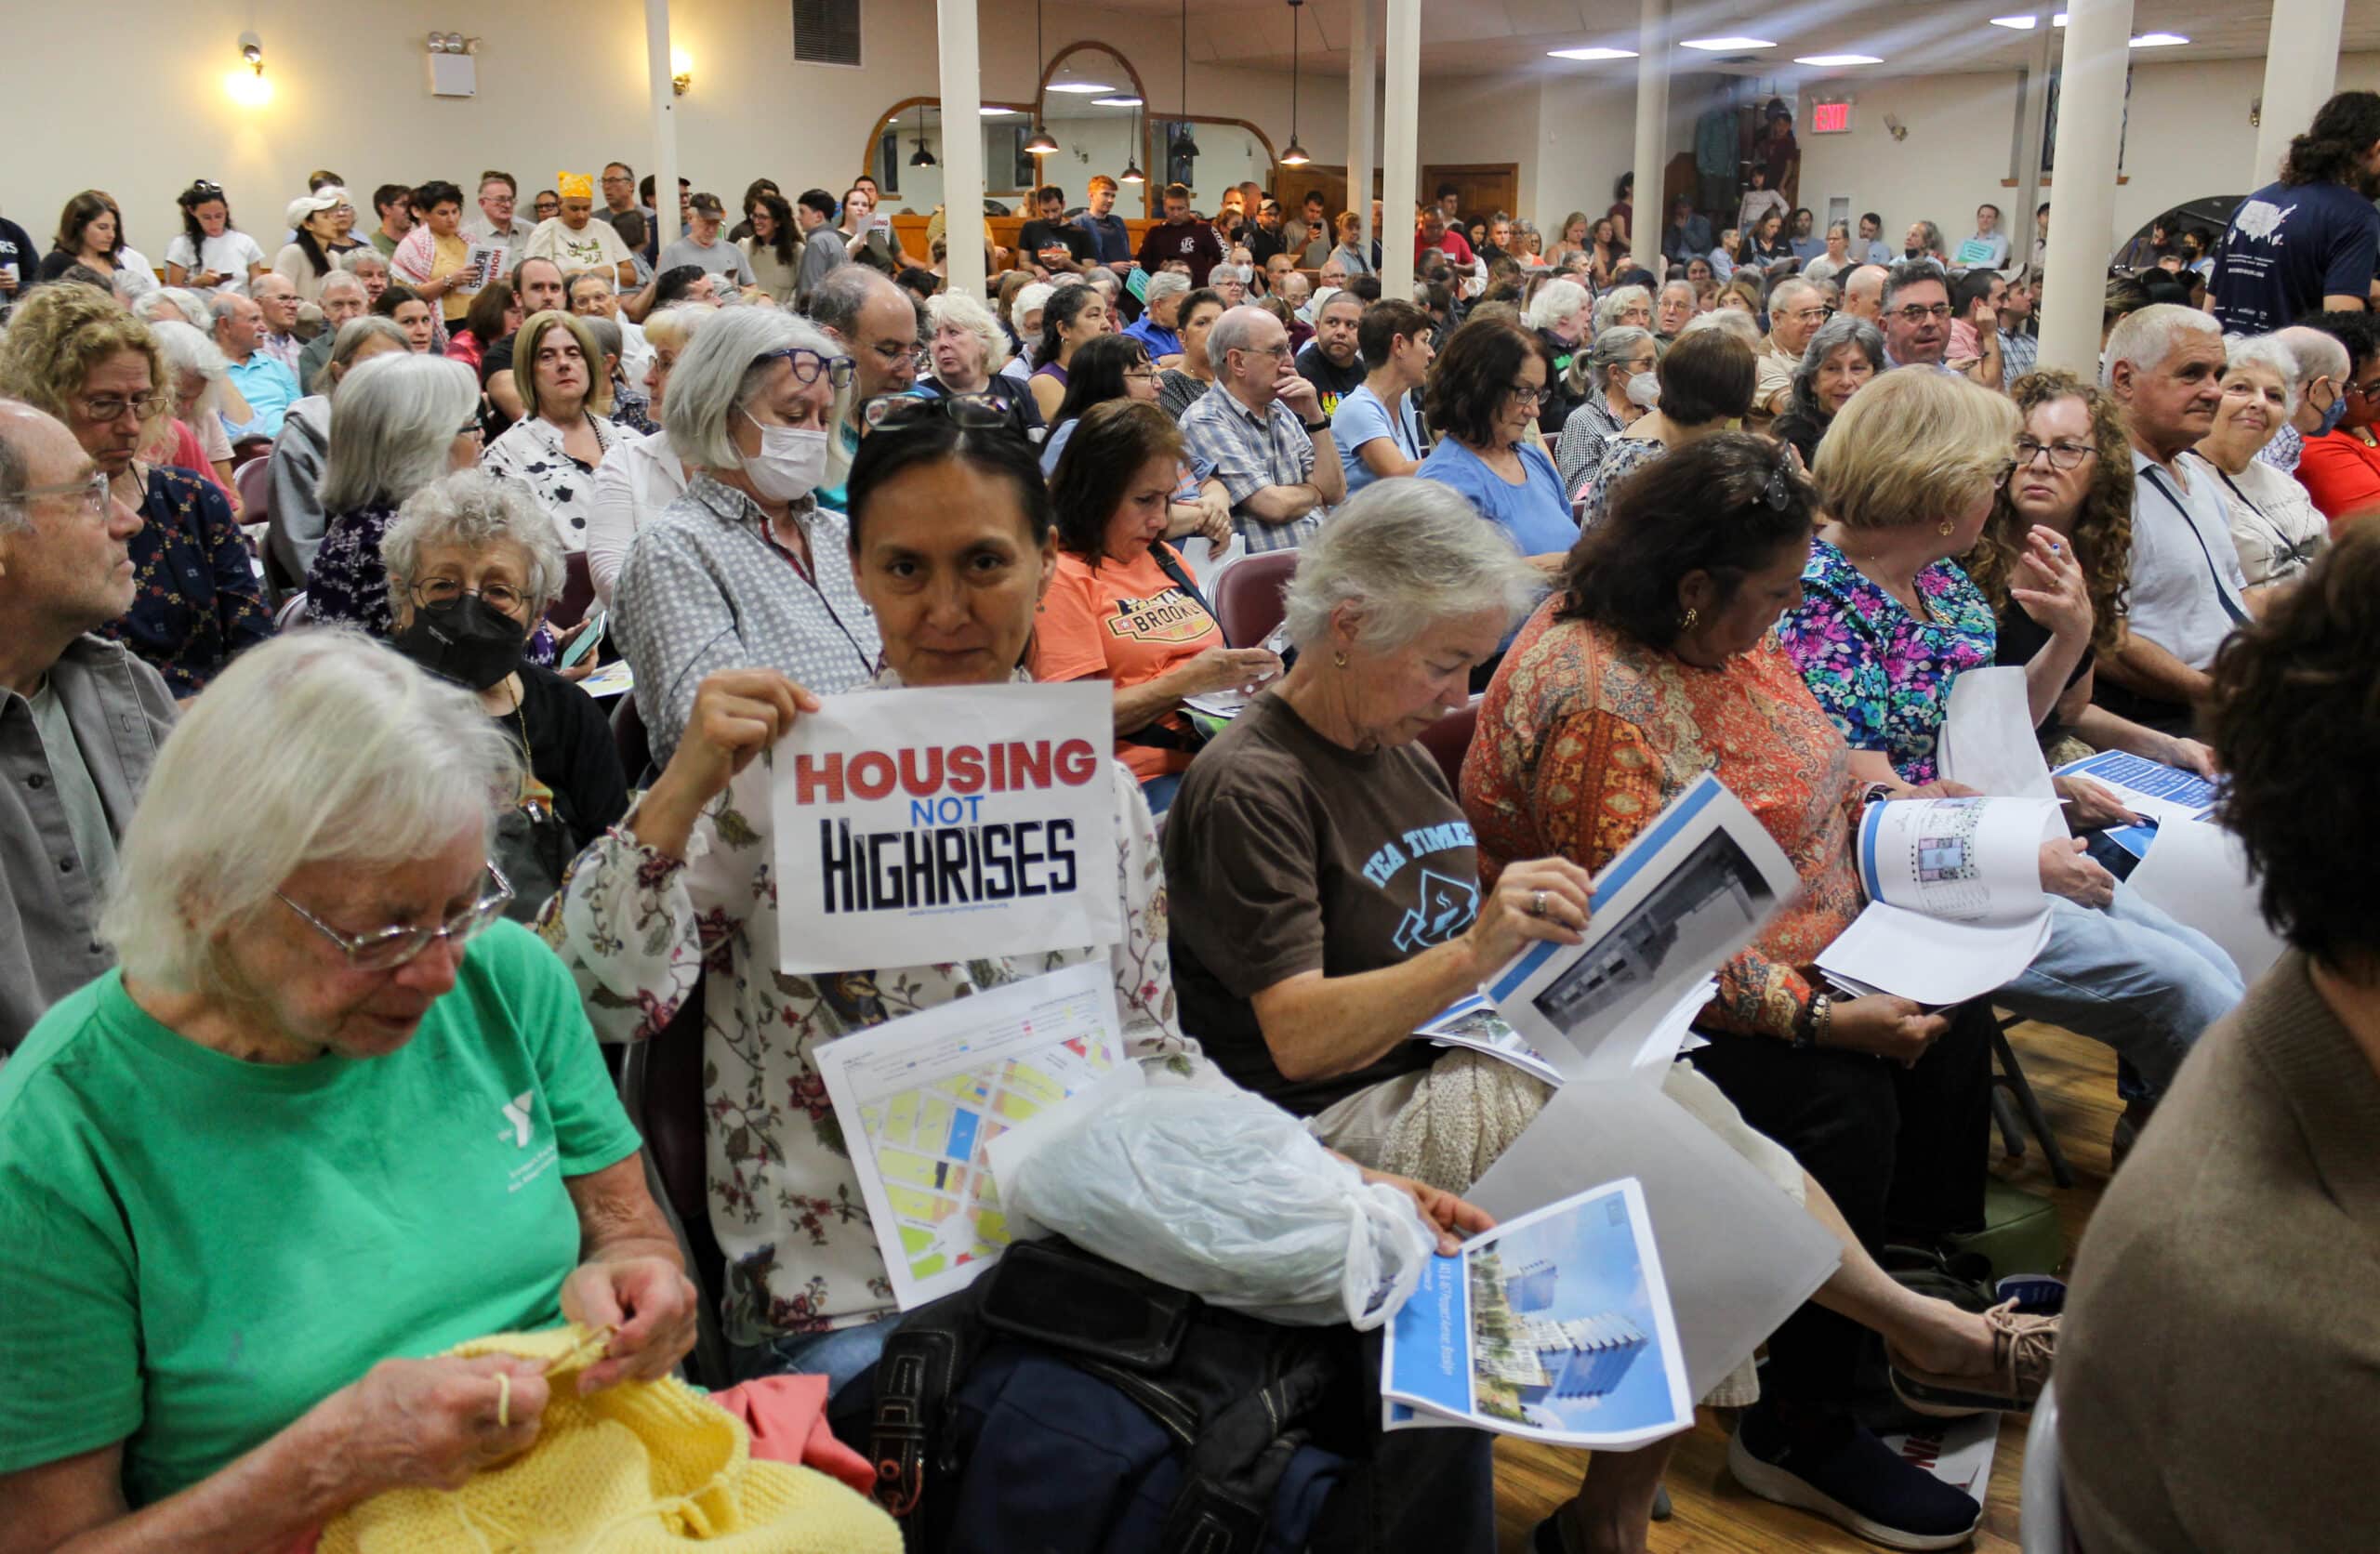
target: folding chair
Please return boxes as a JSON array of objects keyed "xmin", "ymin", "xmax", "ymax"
[
  {"xmin": 616, "ymin": 976, "xmax": 732, "ymax": 1389},
  {"xmin": 1990, "ymin": 1014, "xmax": 2076, "ymax": 1189},
  {"xmin": 1210, "ymin": 548, "xmax": 1300, "ymax": 649}
]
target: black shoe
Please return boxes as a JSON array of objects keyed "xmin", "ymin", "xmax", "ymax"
[
  {"xmin": 1528, "ymin": 1484, "xmax": 1673, "ymax": 1551},
  {"xmin": 1726, "ymin": 1401, "xmax": 1980, "ymax": 1551}
]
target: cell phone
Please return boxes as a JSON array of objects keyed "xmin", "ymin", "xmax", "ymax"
[{"xmin": 559, "ymin": 609, "xmax": 607, "ymax": 668}]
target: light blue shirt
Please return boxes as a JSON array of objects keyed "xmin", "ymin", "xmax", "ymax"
[
  {"xmin": 222, "ymin": 353, "xmax": 301, "ymax": 441},
  {"xmin": 1330, "ymin": 383, "xmax": 1422, "ymax": 497},
  {"xmin": 1417, "ymin": 438, "xmax": 1577, "ymax": 560}
]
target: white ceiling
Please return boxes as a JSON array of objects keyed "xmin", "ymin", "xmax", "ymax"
[{"xmin": 1073, "ymin": 0, "xmax": 2380, "ymax": 80}]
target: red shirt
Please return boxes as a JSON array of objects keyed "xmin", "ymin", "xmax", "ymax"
[
  {"xmin": 1416, "ymin": 230, "xmax": 1477, "ymax": 267},
  {"xmin": 2294, "ymin": 428, "xmax": 2380, "ymax": 528}
]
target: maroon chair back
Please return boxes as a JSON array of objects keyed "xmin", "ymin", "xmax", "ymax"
[
  {"xmin": 552, "ymin": 550, "xmax": 596, "ymax": 629},
  {"xmin": 1417, "ymin": 698, "xmax": 1481, "ymax": 794},
  {"xmin": 1211, "ymin": 550, "xmax": 1300, "ymax": 649},
  {"xmin": 232, "ymin": 455, "xmax": 271, "ymax": 530}
]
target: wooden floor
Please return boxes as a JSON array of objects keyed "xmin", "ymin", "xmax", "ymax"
[{"xmin": 1490, "ymin": 1019, "xmax": 2119, "ymax": 1554}]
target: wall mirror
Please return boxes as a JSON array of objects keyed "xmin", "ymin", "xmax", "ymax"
[
  {"xmin": 1033, "ymin": 42, "xmax": 1151, "ymax": 214},
  {"xmin": 864, "ymin": 98, "xmax": 1041, "ymax": 216}
]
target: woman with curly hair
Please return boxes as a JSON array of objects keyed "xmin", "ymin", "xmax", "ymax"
[{"xmin": 1964, "ymin": 369, "xmax": 2218, "ymax": 782}]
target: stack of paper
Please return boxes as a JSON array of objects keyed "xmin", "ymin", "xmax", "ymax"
[{"xmin": 1818, "ymin": 797, "xmax": 2061, "ymax": 1005}]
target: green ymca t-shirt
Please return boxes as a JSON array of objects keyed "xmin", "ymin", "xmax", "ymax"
[{"xmin": 0, "ymin": 919, "xmax": 643, "ymax": 1506}]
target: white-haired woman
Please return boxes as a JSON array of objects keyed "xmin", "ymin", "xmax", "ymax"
[
  {"xmin": 1002, "ymin": 280, "xmax": 1054, "ymax": 386},
  {"xmin": 264, "ymin": 317, "xmax": 412, "ymax": 586},
  {"xmin": 481, "ymin": 310, "xmax": 621, "ymax": 553},
  {"xmin": 1553, "ymin": 325, "xmax": 1658, "ymax": 500},
  {"xmin": 140, "ymin": 318, "xmax": 242, "ymax": 509},
  {"xmin": 1521, "ymin": 277, "xmax": 1593, "ymax": 435},
  {"xmin": 2193, "ymin": 336, "xmax": 2327, "ymax": 602},
  {"xmin": 586, "ymin": 305, "xmax": 709, "ymax": 607},
  {"xmin": 920, "ymin": 289, "xmax": 1044, "ymax": 442},
  {"xmin": 1591, "ymin": 283, "xmax": 1653, "ymax": 337},
  {"xmin": 611, "ymin": 307, "xmax": 877, "ymax": 765},
  {"xmin": 0, "ymin": 633, "xmax": 699, "ymax": 1545},
  {"xmin": 383, "ymin": 472, "xmax": 628, "ymax": 915},
  {"xmin": 305, "ymin": 353, "xmax": 486, "ymax": 637}
]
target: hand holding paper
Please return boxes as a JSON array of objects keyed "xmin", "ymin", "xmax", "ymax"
[{"xmin": 636, "ymin": 669, "xmax": 819, "ymax": 859}]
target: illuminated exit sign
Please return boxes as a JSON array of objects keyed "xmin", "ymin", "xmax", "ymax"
[{"xmin": 1810, "ymin": 99, "xmax": 1854, "ymax": 134}]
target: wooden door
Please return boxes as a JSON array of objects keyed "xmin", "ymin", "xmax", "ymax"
[{"xmin": 1421, "ymin": 163, "xmax": 1520, "ymax": 224}]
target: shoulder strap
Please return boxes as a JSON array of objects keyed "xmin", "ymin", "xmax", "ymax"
[
  {"xmin": 2138, "ymin": 464, "xmax": 2252, "ymax": 626},
  {"xmin": 867, "ymin": 1301, "xmax": 983, "ymax": 1534}
]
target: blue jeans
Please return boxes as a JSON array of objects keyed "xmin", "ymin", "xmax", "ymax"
[
  {"xmin": 730, "ymin": 1318, "xmax": 892, "ymax": 1401},
  {"xmin": 1997, "ymin": 882, "xmax": 2244, "ymax": 1101}
]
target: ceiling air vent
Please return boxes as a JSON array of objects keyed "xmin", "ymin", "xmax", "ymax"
[{"xmin": 792, "ymin": 0, "xmax": 862, "ymax": 67}]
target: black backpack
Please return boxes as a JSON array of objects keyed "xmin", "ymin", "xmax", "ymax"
[{"xmin": 827, "ymin": 1237, "xmax": 1494, "ymax": 1554}]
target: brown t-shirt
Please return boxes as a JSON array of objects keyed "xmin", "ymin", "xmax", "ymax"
[{"xmin": 1165, "ymin": 692, "xmax": 1482, "ymax": 1115}]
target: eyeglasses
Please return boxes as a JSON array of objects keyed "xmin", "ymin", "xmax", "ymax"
[
  {"xmin": 757, "ymin": 347, "xmax": 856, "ymax": 393},
  {"xmin": 7, "ymin": 471, "xmax": 110, "ymax": 518},
  {"xmin": 1990, "ymin": 458, "xmax": 2022, "ymax": 488},
  {"xmin": 278, "ymin": 863, "xmax": 514, "ymax": 972},
  {"xmin": 412, "ymin": 578, "xmax": 524, "ymax": 612},
  {"xmin": 1122, "ymin": 367, "xmax": 1159, "ymax": 383},
  {"xmin": 1891, "ymin": 303, "xmax": 1954, "ymax": 323},
  {"xmin": 862, "ymin": 390, "xmax": 1016, "ymax": 432},
  {"xmin": 189, "ymin": 179, "xmax": 224, "ymax": 198},
  {"xmin": 2014, "ymin": 438, "xmax": 2096, "ymax": 471},
  {"xmin": 1780, "ymin": 306, "xmax": 1835, "ymax": 324},
  {"xmin": 456, "ymin": 420, "xmax": 485, "ymax": 440},
  {"xmin": 1504, "ymin": 382, "xmax": 1549, "ymax": 406},
  {"xmin": 77, "ymin": 392, "xmax": 167, "ymax": 424},
  {"xmin": 2348, "ymin": 375, "xmax": 2380, "ymax": 401},
  {"xmin": 1234, "ymin": 342, "xmax": 1291, "ymax": 361}
]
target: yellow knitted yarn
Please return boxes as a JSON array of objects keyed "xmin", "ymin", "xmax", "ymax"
[{"xmin": 318, "ymin": 1324, "xmax": 899, "ymax": 1554}]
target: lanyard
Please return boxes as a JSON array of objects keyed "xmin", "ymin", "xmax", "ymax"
[{"xmin": 2137, "ymin": 465, "xmax": 2251, "ymax": 626}]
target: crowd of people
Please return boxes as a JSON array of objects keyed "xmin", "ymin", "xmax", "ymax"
[{"xmin": 2, "ymin": 85, "xmax": 2378, "ymax": 1554}]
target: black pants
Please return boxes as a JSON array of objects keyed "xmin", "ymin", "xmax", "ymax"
[{"xmin": 1686, "ymin": 1002, "xmax": 1994, "ymax": 1417}]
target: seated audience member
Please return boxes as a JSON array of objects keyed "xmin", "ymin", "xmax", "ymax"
[
  {"xmin": 271, "ymin": 191, "xmax": 347, "ymax": 305},
  {"xmin": 1517, "ymin": 279, "xmax": 1591, "ymax": 434},
  {"xmin": 372, "ymin": 283, "xmax": 439, "ymax": 354},
  {"xmin": 1994, "ymin": 269, "xmax": 2041, "ymax": 388},
  {"xmin": 1018, "ymin": 183, "xmax": 1092, "ymax": 278},
  {"xmin": 791, "ymin": 189, "xmax": 849, "ymax": 309},
  {"xmin": 1802, "ymin": 221, "xmax": 1855, "ymax": 285},
  {"xmin": 580, "ymin": 316, "xmax": 654, "ymax": 436},
  {"xmin": 35, "ymin": 192, "xmax": 135, "ymax": 295},
  {"xmin": 264, "ymin": 317, "xmax": 412, "ymax": 583},
  {"xmin": 1416, "ymin": 318, "xmax": 1577, "ymax": 581},
  {"xmin": 612, "ymin": 309, "xmax": 875, "ymax": 764},
  {"xmin": 642, "ymin": 262, "xmax": 717, "ymax": 315},
  {"xmin": 1579, "ymin": 329, "xmax": 1755, "ymax": 526},
  {"xmin": 1779, "ymin": 369, "xmax": 2242, "ymax": 1130},
  {"xmin": 209, "ymin": 291, "xmax": 302, "ymax": 441},
  {"xmin": 612, "ymin": 210, "xmax": 654, "ymax": 293},
  {"xmin": 1334, "ymin": 299, "xmax": 1436, "ymax": 497},
  {"xmin": 1155, "ymin": 287, "xmax": 1225, "ymax": 419},
  {"xmin": 587, "ymin": 305, "xmax": 707, "ymax": 606},
  {"xmin": 476, "ymin": 259, "xmax": 570, "ymax": 431},
  {"xmin": 2293, "ymin": 310, "xmax": 2380, "ymax": 522},
  {"xmin": 2190, "ymin": 337, "xmax": 2328, "ymax": 602},
  {"xmin": 1033, "ymin": 402, "xmax": 1277, "ymax": 811},
  {"xmin": 0, "ymin": 288, "xmax": 271, "ymax": 698},
  {"xmin": 1652, "ymin": 280, "xmax": 1698, "ymax": 341},
  {"xmin": 807, "ymin": 267, "xmax": 921, "ymax": 502},
  {"xmin": 305, "ymin": 354, "xmax": 485, "ymax": 638},
  {"xmin": 1878, "ymin": 261, "xmax": 1954, "ymax": 370},
  {"xmin": 1178, "ymin": 304, "xmax": 1345, "ymax": 552},
  {"xmin": 1715, "ymin": 277, "xmax": 1766, "ymax": 318},
  {"xmin": 483, "ymin": 311, "xmax": 621, "ymax": 551},
  {"xmin": 443, "ymin": 278, "xmax": 518, "ymax": 376},
  {"xmin": 0, "ymin": 631, "xmax": 696, "ymax": 1540},
  {"xmin": 2258, "ymin": 322, "xmax": 2349, "ymax": 474},
  {"xmin": 1037, "ymin": 335, "xmax": 1167, "ymax": 475},
  {"xmin": 1295, "ymin": 288, "xmax": 1368, "ymax": 422},
  {"xmin": 1466, "ymin": 432, "xmax": 2069, "ymax": 1549},
  {"xmin": 2094, "ymin": 305, "xmax": 2248, "ymax": 731},
  {"xmin": 657, "ymin": 193, "xmax": 757, "ymax": 293},
  {"xmin": 1752, "ymin": 277, "xmax": 1832, "ymax": 422},
  {"xmin": 523, "ymin": 172, "xmax": 637, "ymax": 290},
  {"xmin": 248, "ymin": 273, "xmax": 306, "ymax": 373},
  {"xmin": 567, "ymin": 270, "xmax": 648, "ymax": 383},
  {"xmin": 737, "ymin": 192, "xmax": 802, "ymax": 306},
  {"xmin": 382, "ymin": 472, "xmax": 627, "ymax": 915},
  {"xmin": 2099, "ymin": 273, "xmax": 2153, "ymax": 350},
  {"xmin": 1837, "ymin": 263, "xmax": 1886, "ymax": 323},
  {"xmin": 140, "ymin": 319, "xmax": 240, "ymax": 507},
  {"xmin": 1123, "ymin": 270, "xmax": 1192, "ymax": 364},
  {"xmin": 2061, "ymin": 524, "xmax": 2380, "ymax": 1552},
  {"xmin": 1552, "ymin": 325, "xmax": 1658, "ymax": 498},
  {"xmin": 1769, "ymin": 314, "xmax": 1883, "ymax": 467},
  {"xmin": 0, "ymin": 399, "xmax": 168, "ymax": 1053},
  {"xmin": 1593, "ymin": 283, "xmax": 1654, "ymax": 336},
  {"xmin": 1026, "ymin": 283, "xmax": 1111, "ymax": 422},
  {"xmin": 1944, "ymin": 269, "xmax": 2007, "ymax": 390},
  {"xmin": 292, "ymin": 270, "xmax": 370, "ymax": 395},
  {"xmin": 916, "ymin": 290, "xmax": 1042, "ymax": 445},
  {"xmin": 164, "ymin": 179, "xmax": 269, "ymax": 295}
]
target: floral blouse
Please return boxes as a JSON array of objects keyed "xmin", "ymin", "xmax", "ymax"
[
  {"xmin": 483, "ymin": 412, "xmax": 620, "ymax": 553},
  {"xmin": 1777, "ymin": 537, "xmax": 1997, "ymax": 784},
  {"xmin": 536, "ymin": 674, "xmax": 1213, "ymax": 1345},
  {"xmin": 1466, "ymin": 602, "xmax": 1869, "ymax": 1040},
  {"xmin": 102, "ymin": 466, "xmax": 274, "ymax": 697},
  {"xmin": 1578, "ymin": 434, "xmax": 1666, "ymax": 527}
]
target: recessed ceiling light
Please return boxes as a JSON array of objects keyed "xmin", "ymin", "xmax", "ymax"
[
  {"xmin": 1682, "ymin": 36, "xmax": 1776, "ymax": 50},
  {"xmin": 1045, "ymin": 82, "xmax": 1117, "ymax": 94},
  {"xmin": 979, "ymin": 106, "xmax": 1020, "ymax": 116},
  {"xmin": 1990, "ymin": 12, "xmax": 2068, "ymax": 26},
  {"xmin": 1091, "ymin": 95, "xmax": 1143, "ymax": 107},
  {"xmin": 1547, "ymin": 46, "xmax": 1638, "ymax": 60},
  {"xmin": 2130, "ymin": 32, "xmax": 2188, "ymax": 46},
  {"xmin": 1795, "ymin": 53, "xmax": 1882, "ymax": 66}
]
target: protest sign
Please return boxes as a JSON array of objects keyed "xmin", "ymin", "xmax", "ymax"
[{"xmin": 769, "ymin": 681, "xmax": 1120, "ymax": 972}]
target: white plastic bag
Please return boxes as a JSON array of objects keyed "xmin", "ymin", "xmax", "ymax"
[{"xmin": 1004, "ymin": 1086, "xmax": 1435, "ymax": 1329}]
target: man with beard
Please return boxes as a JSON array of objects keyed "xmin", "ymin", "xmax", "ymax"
[{"xmin": 2213, "ymin": 91, "xmax": 2380, "ymax": 333}]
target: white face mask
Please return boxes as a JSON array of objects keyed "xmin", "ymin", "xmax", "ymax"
[
  {"xmin": 741, "ymin": 410, "xmax": 829, "ymax": 502},
  {"xmin": 1623, "ymin": 371, "xmax": 1662, "ymax": 409}
]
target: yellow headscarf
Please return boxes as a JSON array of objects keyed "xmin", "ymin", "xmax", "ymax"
[{"xmin": 556, "ymin": 171, "xmax": 596, "ymax": 202}]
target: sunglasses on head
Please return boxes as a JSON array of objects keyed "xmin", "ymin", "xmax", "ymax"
[{"xmin": 862, "ymin": 391, "xmax": 1017, "ymax": 433}]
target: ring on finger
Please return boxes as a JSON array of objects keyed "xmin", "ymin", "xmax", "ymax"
[{"xmin": 1530, "ymin": 889, "xmax": 1548, "ymax": 918}]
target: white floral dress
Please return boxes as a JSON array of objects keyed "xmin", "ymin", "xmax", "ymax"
[
  {"xmin": 538, "ymin": 679, "xmax": 1212, "ymax": 1345},
  {"xmin": 483, "ymin": 411, "xmax": 620, "ymax": 553}
]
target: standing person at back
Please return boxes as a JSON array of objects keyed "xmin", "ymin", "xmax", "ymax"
[
  {"xmin": 1135, "ymin": 184, "xmax": 1224, "ymax": 288},
  {"xmin": 2213, "ymin": 91, "xmax": 2380, "ymax": 333},
  {"xmin": 656, "ymin": 193, "xmax": 756, "ymax": 293},
  {"xmin": 792, "ymin": 190, "xmax": 848, "ymax": 310}
]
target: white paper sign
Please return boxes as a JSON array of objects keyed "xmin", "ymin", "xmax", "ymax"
[
  {"xmin": 1940, "ymin": 665, "xmax": 2056, "ymax": 800},
  {"xmin": 2126, "ymin": 819, "xmax": 2285, "ymax": 983},
  {"xmin": 768, "ymin": 681, "xmax": 1120, "ymax": 973}
]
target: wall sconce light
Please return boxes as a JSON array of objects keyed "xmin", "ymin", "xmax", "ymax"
[
  {"xmin": 2250, "ymin": 96, "xmax": 2262, "ymax": 128},
  {"xmin": 671, "ymin": 47, "xmax": 693, "ymax": 96},
  {"xmin": 227, "ymin": 32, "xmax": 273, "ymax": 104},
  {"xmin": 239, "ymin": 31, "xmax": 263, "ymax": 72},
  {"xmin": 1882, "ymin": 112, "xmax": 1908, "ymax": 142}
]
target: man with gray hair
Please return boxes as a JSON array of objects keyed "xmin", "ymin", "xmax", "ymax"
[
  {"xmin": 1752, "ymin": 276, "xmax": 1829, "ymax": 419},
  {"xmin": 2097, "ymin": 304, "xmax": 2244, "ymax": 731},
  {"xmin": 1838, "ymin": 263, "xmax": 1887, "ymax": 323},
  {"xmin": 1122, "ymin": 270, "xmax": 1192, "ymax": 366},
  {"xmin": 2261, "ymin": 323, "xmax": 2353, "ymax": 472},
  {"xmin": 212, "ymin": 292, "xmax": 301, "ymax": 441},
  {"xmin": 0, "ymin": 398, "xmax": 173, "ymax": 1053},
  {"xmin": 807, "ymin": 266, "xmax": 919, "ymax": 503},
  {"xmin": 1178, "ymin": 304, "xmax": 1345, "ymax": 552},
  {"xmin": 293, "ymin": 270, "xmax": 369, "ymax": 395},
  {"xmin": 1878, "ymin": 260, "xmax": 1955, "ymax": 371},
  {"xmin": 250, "ymin": 271, "xmax": 305, "ymax": 374}
]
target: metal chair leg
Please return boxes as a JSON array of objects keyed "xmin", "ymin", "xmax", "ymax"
[{"xmin": 1991, "ymin": 1024, "xmax": 2076, "ymax": 1189}]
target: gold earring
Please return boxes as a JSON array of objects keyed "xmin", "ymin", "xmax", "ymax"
[
  {"xmin": 1679, "ymin": 606, "xmax": 1699, "ymax": 631},
  {"xmin": 1937, "ymin": 518, "xmax": 1955, "ymax": 536},
  {"xmin": 1332, "ymin": 650, "xmax": 1348, "ymax": 668}
]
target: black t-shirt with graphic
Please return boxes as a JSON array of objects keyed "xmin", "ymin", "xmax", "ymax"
[{"xmin": 1294, "ymin": 342, "xmax": 1367, "ymax": 422}]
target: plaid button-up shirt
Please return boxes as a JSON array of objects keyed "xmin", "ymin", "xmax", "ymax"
[
  {"xmin": 1178, "ymin": 384, "xmax": 1322, "ymax": 553},
  {"xmin": 1999, "ymin": 328, "xmax": 2040, "ymax": 389}
]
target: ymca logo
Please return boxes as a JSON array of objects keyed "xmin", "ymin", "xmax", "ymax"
[{"xmin": 498, "ymin": 1092, "xmax": 535, "ymax": 1148}]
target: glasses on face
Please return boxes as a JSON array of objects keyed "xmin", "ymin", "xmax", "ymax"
[
  {"xmin": 2014, "ymin": 437, "xmax": 2096, "ymax": 471},
  {"xmin": 756, "ymin": 347, "xmax": 857, "ymax": 393},
  {"xmin": 2348, "ymin": 375, "xmax": 2380, "ymax": 401},
  {"xmin": 1892, "ymin": 302, "xmax": 1954, "ymax": 324},
  {"xmin": 77, "ymin": 392, "xmax": 167, "ymax": 424},
  {"xmin": 1122, "ymin": 367, "xmax": 1159, "ymax": 383},
  {"xmin": 1504, "ymin": 382, "xmax": 1548, "ymax": 407},
  {"xmin": 8, "ymin": 471, "xmax": 110, "ymax": 518},
  {"xmin": 863, "ymin": 390, "xmax": 1016, "ymax": 432},
  {"xmin": 279, "ymin": 863, "xmax": 514, "ymax": 972},
  {"xmin": 1781, "ymin": 306, "xmax": 1835, "ymax": 324},
  {"xmin": 1236, "ymin": 342, "xmax": 1291, "ymax": 362},
  {"xmin": 1990, "ymin": 458, "xmax": 2022, "ymax": 488},
  {"xmin": 412, "ymin": 576, "xmax": 524, "ymax": 612}
]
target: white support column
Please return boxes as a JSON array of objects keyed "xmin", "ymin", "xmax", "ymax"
[
  {"xmin": 2253, "ymin": 0, "xmax": 2347, "ymax": 188},
  {"xmin": 644, "ymin": 0, "xmax": 681, "ymax": 252},
  {"xmin": 1348, "ymin": 0, "xmax": 1377, "ymax": 258},
  {"xmin": 2036, "ymin": 0, "xmax": 2134, "ymax": 376},
  {"xmin": 2012, "ymin": 16, "xmax": 2056, "ymax": 273},
  {"xmin": 936, "ymin": 0, "xmax": 988, "ymax": 299},
  {"xmin": 1627, "ymin": 0, "xmax": 1669, "ymax": 278},
  {"xmin": 1379, "ymin": 0, "xmax": 1421, "ymax": 301}
]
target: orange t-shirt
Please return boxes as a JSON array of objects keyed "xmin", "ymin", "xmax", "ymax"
[{"xmin": 1031, "ymin": 544, "xmax": 1223, "ymax": 781}]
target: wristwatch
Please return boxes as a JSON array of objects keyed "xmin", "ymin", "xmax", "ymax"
[
  {"xmin": 1302, "ymin": 419, "xmax": 1330, "ymax": 435},
  {"xmin": 1792, "ymin": 993, "xmax": 1831, "ymax": 1051}
]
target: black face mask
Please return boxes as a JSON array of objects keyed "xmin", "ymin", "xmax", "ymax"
[{"xmin": 394, "ymin": 596, "xmax": 528, "ymax": 691}]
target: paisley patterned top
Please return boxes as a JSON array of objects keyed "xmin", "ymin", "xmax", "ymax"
[
  {"xmin": 1776, "ymin": 538, "xmax": 1997, "ymax": 784},
  {"xmin": 536, "ymin": 674, "xmax": 1214, "ymax": 1344},
  {"xmin": 1463, "ymin": 600, "xmax": 1870, "ymax": 1039},
  {"xmin": 104, "ymin": 466, "xmax": 274, "ymax": 697}
]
